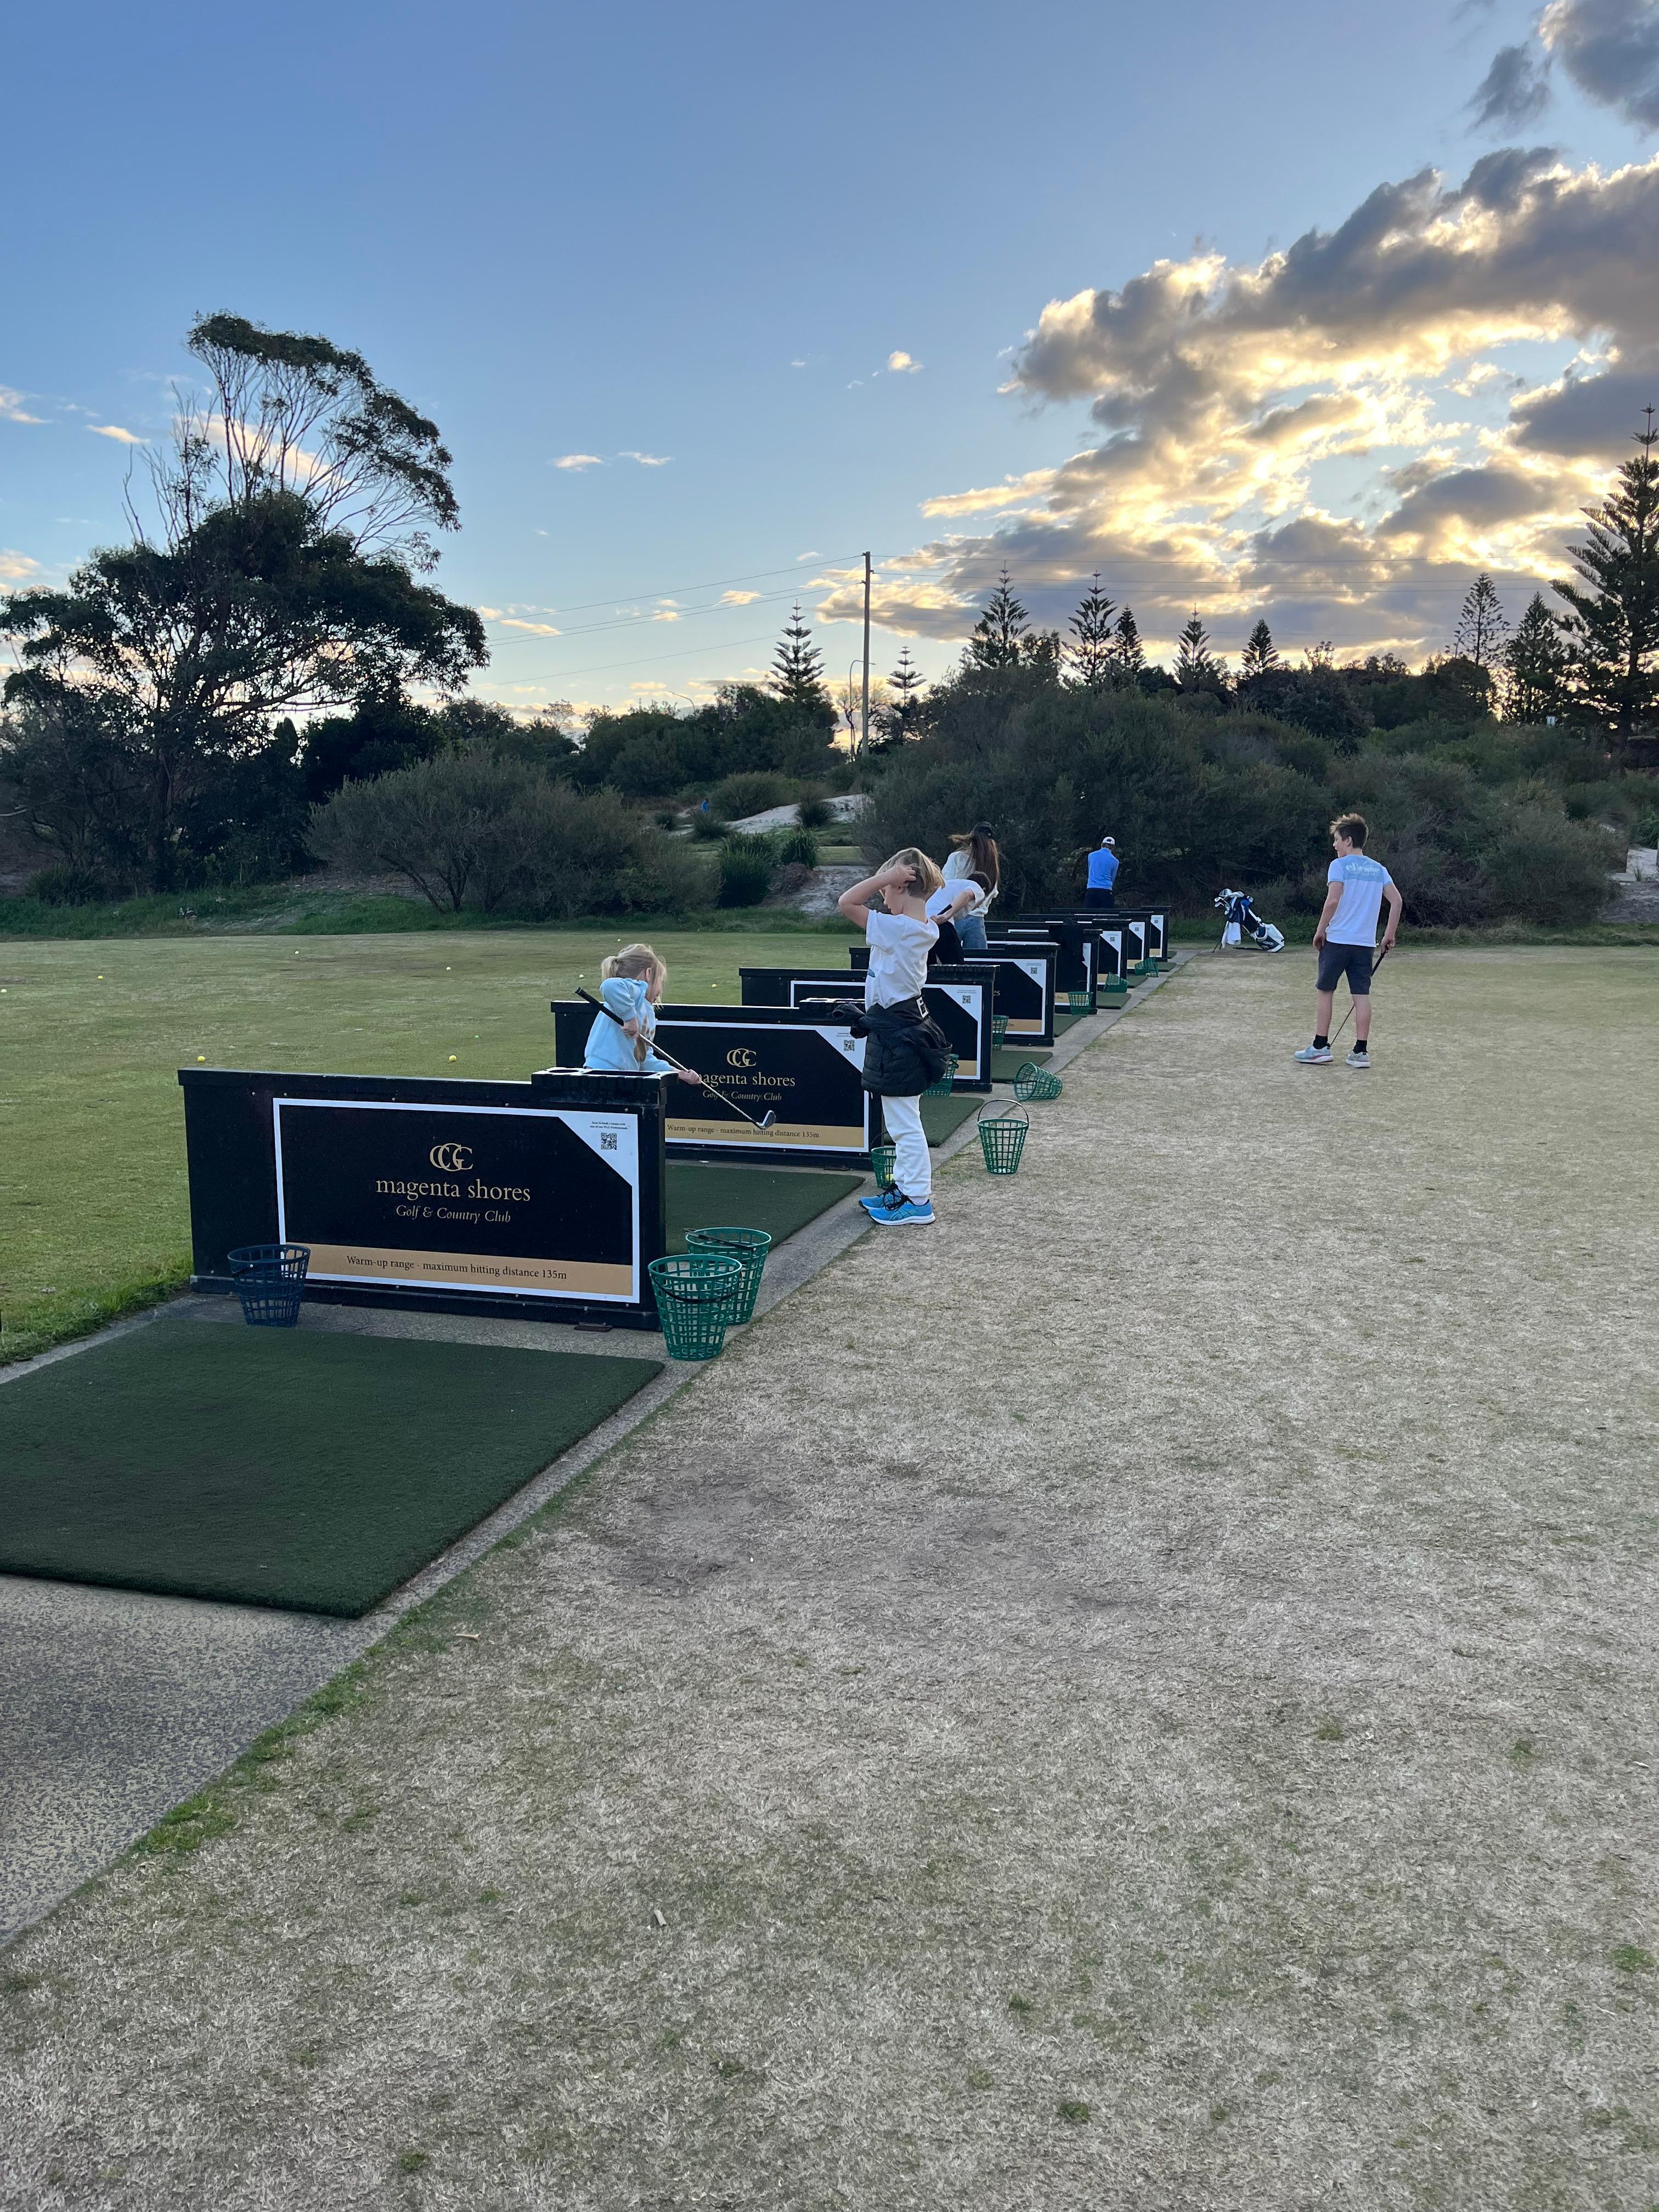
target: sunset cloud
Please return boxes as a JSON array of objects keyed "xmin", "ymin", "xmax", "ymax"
[
  {"xmin": 553, "ymin": 453, "xmax": 603, "ymax": 470},
  {"xmin": 88, "ymin": 422, "xmax": 144, "ymax": 444},
  {"xmin": 814, "ymin": 149, "xmax": 1659, "ymax": 663},
  {"xmin": 619, "ymin": 449, "xmax": 670, "ymax": 465},
  {"xmin": 0, "ymin": 549, "xmax": 41, "ymax": 582},
  {"xmin": 0, "ymin": 387, "xmax": 45, "ymax": 424},
  {"xmin": 885, "ymin": 351, "xmax": 922, "ymax": 373}
]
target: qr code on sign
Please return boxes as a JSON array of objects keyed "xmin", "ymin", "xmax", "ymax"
[{"xmin": 600, "ymin": 1131, "xmax": 618, "ymax": 1152}]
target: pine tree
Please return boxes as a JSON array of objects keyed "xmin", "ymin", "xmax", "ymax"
[
  {"xmin": 967, "ymin": 567, "xmax": 1031, "ymax": 669},
  {"xmin": 1111, "ymin": 606, "xmax": 1144, "ymax": 680},
  {"xmin": 770, "ymin": 601, "xmax": 828, "ymax": 712},
  {"xmin": 1554, "ymin": 409, "xmax": 1659, "ymax": 735},
  {"xmin": 1453, "ymin": 572, "xmax": 1509, "ymax": 669},
  {"xmin": 1066, "ymin": 572, "xmax": 1116, "ymax": 689},
  {"xmin": 1175, "ymin": 609, "xmax": 1226, "ymax": 693},
  {"xmin": 886, "ymin": 646, "xmax": 925, "ymax": 739},
  {"xmin": 1239, "ymin": 618, "xmax": 1279, "ymax": 682},
  {"xmin": 1503, "ymin": 594, "xmax": 1573, "ymax": 724}
]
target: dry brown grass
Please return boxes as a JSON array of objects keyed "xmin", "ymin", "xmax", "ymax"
[{"xmin": 3, "ymin": 947, "xmax": 1658, "ymax": 2210}]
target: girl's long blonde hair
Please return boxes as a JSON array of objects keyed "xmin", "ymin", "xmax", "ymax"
[
  {"xmin": 881, "ymin": 847, "xmax": 944, "ymax": 900},
  {"xmin": 600, "ymin": 943, "xmax": 664, "ymax": 1065}
]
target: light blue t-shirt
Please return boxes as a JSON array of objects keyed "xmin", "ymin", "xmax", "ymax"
[
  {"xmin": 1087, "ymin": 845, "xmax": 1119, "ymax": 890},
  {"xmin": 1327, "ymin": 853, "xmax": 1393, "ymax": 945},
  {"xmin": 584, "ymin": 976, "xmax": 676, "ymax": 1076}
]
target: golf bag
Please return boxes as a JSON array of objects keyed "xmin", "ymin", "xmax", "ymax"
[{"xmin": 1214, "ymin": 888, "xmax": 1285, "ymax": 951}]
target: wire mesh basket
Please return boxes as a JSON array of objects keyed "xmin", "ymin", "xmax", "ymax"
[
  {"xmin": 976, "ymin": 1103, "xmax": 1030, "ymax": 1175},
  {"xmin": 1066, "ymin": 989, "xmax": 1093, "ymax": 1015},
  {"xmin": 1014, "ymin": 1062, "xmax": 1063, "ymax": 1102},
  {"xmin": 870, "ymin": 1142, "xmax": 896, "ymax": 1189},
  {"xmin": 227, "ymin": 1243, "xmax": 310, "ymax": 1328},
  {"xmin": 647, "ymin": 1252, "xmax": 744, "ymax": 1360},
  {"xmin": 684, "ymin": 1226, "xmax": 772, "ymax": 1325},
  {"xmin": 921, "ymin": 1053, "xmax": 960, "ymax": 1098},
  {"xmin": 991, "ymin": 1014, "xmax": 1009, "ymax": 1049}
]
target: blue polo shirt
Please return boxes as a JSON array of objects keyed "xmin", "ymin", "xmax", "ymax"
[{"xmin": 1087, "ymin": 846, "xmax": 1119, "ymax": 890}]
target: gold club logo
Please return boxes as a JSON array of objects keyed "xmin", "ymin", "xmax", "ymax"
[
  {"xmin": 428, "ymin": 1142, "xmax": 474, "ymax": 1171},
  {"xmin": 725, "ymin": 1047, "xmax": 758, "ymax": 1068}
]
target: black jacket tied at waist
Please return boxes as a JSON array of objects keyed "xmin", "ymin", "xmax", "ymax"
[{"xmin": 833, "ymin": 994, "xmax": 951, "ymax": 1098}]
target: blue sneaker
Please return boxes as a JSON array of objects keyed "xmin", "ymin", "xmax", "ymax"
[
  {"xmin": 1293, "ymin": 1043, "xmax": 1333, "ymax": 1064},
  {"xmin": 859, "ymin": 1189, "xmax": 891, "ymax": 1214},
  {"xmin": 871, "ymin": 1193, "xmax": 934, "ymax": 1227}
]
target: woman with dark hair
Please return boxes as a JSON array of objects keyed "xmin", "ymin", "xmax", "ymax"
[{"xmin": 940, "ymin": 821, "xmax": 998, "ymax": 951}]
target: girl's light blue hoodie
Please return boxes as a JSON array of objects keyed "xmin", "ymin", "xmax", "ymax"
[{"xmin": 584, "ymin": 976, "xmax": 676, "ymax": 1076}]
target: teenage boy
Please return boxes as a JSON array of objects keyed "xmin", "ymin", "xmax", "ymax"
[
  {"xmin": 1084, "ymin": 835, "xmax": 1119, "ymax": 910},
  {"xmin": 1294, "ymin": 814, "xmax": 1402, "ymax": 1068}
]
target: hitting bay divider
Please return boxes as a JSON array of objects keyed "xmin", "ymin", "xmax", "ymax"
[
  {"xmin": 848, "ymin": 941, "xmax": 1057, "ymax": 1046},
  {"xmin": 737, "ymin": 966, "xmax": 994, "ymax": 1090}
]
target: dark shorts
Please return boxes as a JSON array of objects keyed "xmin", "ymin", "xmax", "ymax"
[
  {"xmin": 1084, "ymin": 886, "xmax": 1116, "ymax": 910},
  {"xmin": 1317, "ymin": 940, "xmax": 1373, "ymax": 996}
]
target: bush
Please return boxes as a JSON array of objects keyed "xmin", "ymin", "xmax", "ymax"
[
  {"xmin": 308, "ymin": 749, "xmax": 709, "ymax": 918},
  {"xmin": 1480, "ymin": 805, "xmax": 1621, "ymax": 925},
  {"xmin": 24, "ymin": 864, "xmax": 114, "ymax": 906},
  {"xmin": 689, "ymin": 809, "xmax": 730, "ymax": 841},
  {"xmin": 777, "ymin": 826, "xmax": 819, "ymax": 867},
  {"xmin": 716, "ymin": 839, "xmax": 775, "ymax": 907},
  {"xmin": 711, "ymin": 769, "xmax": 793, "ymax": 819},
  {"xmin": 796, "ymin": 792, "xmax": 833, "ymax": 830}
]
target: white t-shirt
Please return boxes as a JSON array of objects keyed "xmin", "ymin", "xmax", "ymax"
[
  {"xmin": 925, "ymin": 884, "xmax": 973, "ymax": 924},
  {"xmin": 865, "ymin": 910, "xmax": 938, "ymax": 1007},
  {"xmin": 942, "ymin": 848, "xmax": 996, "ymax": 915},
  {"xmin": 1327, "ymin": 853, "xmax": 1394, "ymax": 945}
]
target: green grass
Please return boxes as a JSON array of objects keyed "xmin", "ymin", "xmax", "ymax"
[
  {"xmin": 0, "ymin": 927, "xmax": 857, "ymax": 1367},
  {"xmin": 0, "ymin": 1324, "xmax": 662, "ymax": 1613}
]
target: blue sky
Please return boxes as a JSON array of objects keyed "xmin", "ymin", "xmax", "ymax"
[{"xmin": 4, "ymin": 0, "xmax": 1657, "ymax": 715}]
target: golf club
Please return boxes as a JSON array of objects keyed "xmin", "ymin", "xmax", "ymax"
[
  {"xmin": 1329, "ymin": 941, "xmax": 1390, "ymax": 1047},
  {"xmin": 577, "ymin": 987, "xmax": 778, "ymax": 1132}
]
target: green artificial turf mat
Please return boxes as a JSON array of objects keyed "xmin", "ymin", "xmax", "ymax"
[
  {"xmin": 920, "ymin": 1093, "xmax": 981, "ymax": 1143},
  {"xmin": 991, "ymin": 1048, "xmax": 1053, "ymax": 1081},
  {"xmin": 665, "ymin": 1163, "xmax": 862, "ymax": 1247},
  {"xmin": 0, "ymin": 1326, "xmax": 661, "ymax": 1617}
]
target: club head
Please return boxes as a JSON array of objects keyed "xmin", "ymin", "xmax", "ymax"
[{"xmin": 756, "ymin": 1112, "xmax": 777, "ymax": 1132}]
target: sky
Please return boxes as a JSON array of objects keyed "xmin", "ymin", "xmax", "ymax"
[{"xmin": 3, "ymin": 0, "xmax": 1658, "ymax": 718}]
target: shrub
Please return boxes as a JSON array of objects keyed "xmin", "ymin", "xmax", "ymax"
[
  {"xmin": 796, "ymin": 792, "xmax": 833, "ymax": 829},
  {"xmin": 716, "ymin": 839, "xmax": 775, "ymax": 906},
  {"xmin": 712, "ymin": 769, "xmax": 793, "ymax": 819},
  {"xmin": 308, "ymin": 749, "xmax": 708, "ymax": 918},
  {"xmin": 777, "ymin": 826, "xmax": 819, "ymax": 867},
  {"xmin": 24, "ymin": 864, "xmax": 116, "ymax": 906},
  {"xmin": 689, "ymin": 809, "xmax": 730, "ymax": 842},
  {"xmin": 1480, "ymin": 805, "xmax": 1621, "ymax": 925}
]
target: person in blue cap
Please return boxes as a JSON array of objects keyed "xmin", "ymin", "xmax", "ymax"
[{"xmin": 1084, "ymin": 834, "xmax": 1119, "ymax": 910}]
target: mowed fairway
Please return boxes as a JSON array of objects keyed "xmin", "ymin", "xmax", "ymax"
[
  {"xmin": 4, "ymin": 948, "xmax": 1658, "ymax": 2209},
  {"xmin": 0, "ymin": 927, "xmax": 850, "ymax": 1364}
]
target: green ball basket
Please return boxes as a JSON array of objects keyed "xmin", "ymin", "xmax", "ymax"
[
  {"xmin": 684, "ymin": 1226, "xmax": 771, "ymax": 1325},
  {"xmin": 921, "ymin": 1053, "xmax": 960, "ymax": 1098},
  {"xmin": 647, "ymin": 1252, "xmax": 744, "ymax": 1361},
  {"xmin": 976, "ymin": 1102, "xmax": 1030, "ymax": 1175},
  {"xmin": 991, "ymin": 1014, "xmax": 1009, "ymax": 1048},
  {"xmin": 1014, "ymin": 1061, "xmax": 1063, "ymax": 1102},
  {"xmin": 870, "ymin": 1142, "xmax": 896, "ymax": 1189}
]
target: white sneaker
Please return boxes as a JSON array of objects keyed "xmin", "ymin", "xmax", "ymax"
[
  {"xmin": 1293, "ymin": 1044, "xmax": 1332, "ymax": 1064},
  {"xmin": 1346, "ymin": 1048, "xmax": 1370, "ymax": 1069}
]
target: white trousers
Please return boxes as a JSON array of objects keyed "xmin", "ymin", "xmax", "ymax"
[{"xmin": 881, "ymin": 1094, "xmax": 931, "ymax": 1200}]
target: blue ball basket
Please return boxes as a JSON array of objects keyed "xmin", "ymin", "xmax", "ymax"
[{"xmin": 227, "ymin": 1244, "xmax": 311, "ymax": 1328}]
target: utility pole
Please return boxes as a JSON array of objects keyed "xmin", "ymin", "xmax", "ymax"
[{"xmin": 860, "ymin": 551, "xmax": 872, "ymax": 759}]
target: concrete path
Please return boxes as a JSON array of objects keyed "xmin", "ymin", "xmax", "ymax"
[{"xmin": 0, "ymin": 966, "xmax": 1182, "ymax": 1946}]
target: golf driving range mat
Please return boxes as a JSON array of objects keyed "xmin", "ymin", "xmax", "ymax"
[
  {"xmin": 991, "ymin": 1048, "xmax": 1053, "ymax": 1082},
  {"xmin": 665, "ymin": 1163, "xmax": 861, "ymax": 1245},
  {"xmin": 0, "ymin": 1327, "xmax": 661, "ymax": 1617}
]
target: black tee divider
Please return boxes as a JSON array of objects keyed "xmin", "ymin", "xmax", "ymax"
[
  {"xmin": 1038, "ymin": 906, "xmax": 1170, "ymax": 963},
  {"xmin": 551, "ymin": 1000, "xmax": 876, "ymax": 1166},
  {"xmin": 179, "ymin": 1065, "xmax": 668, "ymax": 1330},
  {"xmin": 850, "ymin": 941, "xmax": 1058, "ymax": 1046},
  {"xmin": 737, "ymin": 966, "xmax": 994, "ymax": 1091}
]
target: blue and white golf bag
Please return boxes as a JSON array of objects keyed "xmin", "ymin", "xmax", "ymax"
[{"xmin": 1215, "ymin": 888, "xmax": 1285, "ymax": 951}]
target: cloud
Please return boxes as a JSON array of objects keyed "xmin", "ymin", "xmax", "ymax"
[
  {"xmin": 554, "ymin": 453, "xmax": 603, "ymax": 470},
  {"xmin": 1469, "ymin": 43, "xmax": 1554, "ymax": 128},
  {"xmin": 719, "ymin": 589, "xmax": 763, "ymax": 605},
  {"xmin": 1542, "ymin": 0, "xmax": 1659, "ymax": 128},
  {"xmin": 0, "ymin": 387, "xmax": 46, "ymax": 424},
  {"xmin": 0, "ymin": 549, "xmax": 41, "ymax": 582},
  {"xmin": 619, "ymin": 450, "xmax": 670, "ymax": 465},
  {"xmin": 886, "ymin": 350, "xmax": 922, "ymax": 373},
  {"xmin": 806, "ymin": 150, "xmax": 1659, "ymax": 663},
  {"xmin": 497, "ymin": 618, "xmax": 562, "ymax": 636},
  {"xmin": 88, "ymin": 423, "xmax": 144, "ymax": 444},
  {"xmin": 790, "ymin": 358, "xmax": 807, "ymax": 368}
]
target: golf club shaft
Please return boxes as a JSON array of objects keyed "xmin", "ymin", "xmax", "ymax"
[
  {"xmin": 576, "ymin": 988, "xmax": 776, "ymax": 1131},
  {"xmin": 1329, "ymin": 942, "xmax": 1390, "ymax": 1045}
]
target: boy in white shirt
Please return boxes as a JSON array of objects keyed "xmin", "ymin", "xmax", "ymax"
[
  {"xmin": 1294, "ymin": 814, "xmax": 1402, "ymax": 1068},
  {"xmin": 838, "ymin": 849, "xmax": 947, "ymax": 1226}
]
